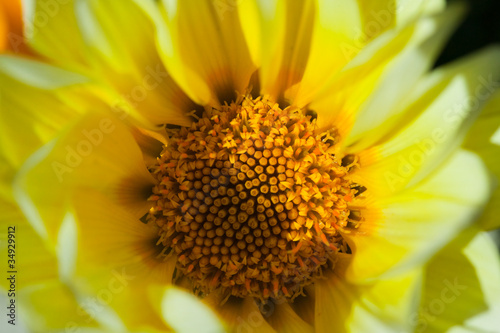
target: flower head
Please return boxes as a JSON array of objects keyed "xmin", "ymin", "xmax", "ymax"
[{"xmin": 1, "ymin": 1, "xmax": 500, "ymax": 332}]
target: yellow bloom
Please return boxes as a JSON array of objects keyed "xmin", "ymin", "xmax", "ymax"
[{"xmin": 1, "ymin": 0, "xmax": 500, "ymax": 332}]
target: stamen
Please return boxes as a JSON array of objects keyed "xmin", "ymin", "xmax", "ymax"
[{"xmin": 148, "ymin": 96, "xmax": 359, "ymax": 301}]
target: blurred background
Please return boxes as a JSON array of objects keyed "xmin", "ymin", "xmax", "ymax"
[{"xmin": 439, "ymin": 0, "xmax": 500, "ymax": 67}]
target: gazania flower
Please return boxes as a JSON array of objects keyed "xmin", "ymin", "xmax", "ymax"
[{"xmin": 1, "ymin": 0, "xmax": 500, "ymax": 332}]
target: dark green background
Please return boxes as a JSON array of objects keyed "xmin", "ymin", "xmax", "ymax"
[{"xmin": 438, "ymin": 0, "xmax": 500, "ymax": 66}]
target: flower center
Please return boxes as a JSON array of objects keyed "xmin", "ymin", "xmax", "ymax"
[{"xmin": 148, "ymin": 96, "xmax": 356, "ymax": 301}]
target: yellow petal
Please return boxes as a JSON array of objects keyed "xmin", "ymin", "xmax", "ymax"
[
  {"xmin": 204, "ymin": 295, "xmax": 276, "ymax": 333},
  {"xmin": 71, "ymin": 190, "xmax": 167, "ymax": 280},
  {"xmin": 110, "ymin": 285, "xmax": 170, "ymax": 332},
  {"xmin": 240, "ymin": 0, "xmax": 314, "ymax": 102},
  {"xmin": 344, "ymin": 4, "xmax": 464, "ymax": 150},
  {"xmin": 23, "ymin": 0, "xmax": 196, "ymax": 127},
  {"xmin": 0, "ymin": 172, "xmax": 57, "ymax": 288},
  {"xmin": 293, "ymin": 0, "xmax": 430, "ymax": 104},
  {"xmin": 290, "ymin": 0, "xmax": 363, "ymax": 103},
  {"xmin": 345, "ymin": 150, "xmax": 491, "ymax": 282},
  {"xmin": 0, "ymin": 197, "xmax": 101, "ymax": 332},
  {"xmin": 14, "ymin": 112, "xmax": 155, "ymax": 244},
  {"xmin": 235, "ymin": 0, "xmax": 262, "ymax": 67},
  {"xmin": 266, "ymin": 302, "xmax": 313, "ymax": 333},
  {"xmin": 463, "ymin": 90, "xmax": 500, "ymax": 230},
  {"xmin": 394, "ymin": 0, "xmax": 446, "ymax": 26},
  {"xmin": 0, "ymin": 153, "xmax": 17, "ymax": 203},
  {"xmin": 14, "ymin": 280, "xmax": 101, "ymax": 332},
  {"xmin": 417, "ymin": 228, "xmax": 500, "ymax": 332},
  {"xmin": 0, "ymin": 55, "xmax": 92, "ymax": 167},
  {"xmin": 23, "ymin": 0, "xmax": 87, "ymax": 69},
  {"xmin": 75, "ymin": 0, "xmax": 196, "ymax": 127},
  {"xmin": 315, "ymin": 270, "xmax": 360, "ymax": 333},
  {"xmin": 157, "ymin": 0, "xmax": 256, "ymax": 106},
  {"xmin": 352, "ymin": 46, "xmax": 500, "ymax": 196},
  {"xmin": 0, "ymin": 199, "xmax": 57, "ymax": 288},
  {"xmin": 305, "ymin": 4, "xmax": 463, "ymax": 142},
  {"xmin": 70, "ymin": 189, "xmax": 174, "ymax": 331},
  {"xmin": 315, "ymin": 266, "xmax": 422, "ymax": 333},
  {"xmin": 160, "ymin": 287, "xmax": 226, "ymax": 333}
]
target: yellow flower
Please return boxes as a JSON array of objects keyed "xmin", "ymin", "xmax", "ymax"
[{"xmin": 1, "ymin": 0, "xmax": 500, "ymax": 332}]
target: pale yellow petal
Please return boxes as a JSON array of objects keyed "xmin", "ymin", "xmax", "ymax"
[
  {"xmin": 315, "ymin": 266, "xmax": 422, "ymax": 333},
  {"xmin": 71, "ymin": 190, "xmax": 164, "ymax": 279},
  {"xmin": 160, "ymin": 287, "xmax": 226, "ymax": 333},
  {"xmin": 157, "ymin": 0, "xmax": 256, "ymax": 105},
  {"xmin": 0, "ymin": 199, "xmax": 57, "ymax": 288},
  {"xmin": 293, "ymin": 0, "xmax": 430, "ymax": 103},
  {"xmin": 345, "ymin": 150, "xmax": 491, "ymax": 282},
  {"xmin": 302, "ymin": 5, "xmax": 462, "ymax": 141},
  {"xmin": 344, "ymin": 4, "xmax": 464, "ymax": 150},
  {"xmin": 15, "ymin": 281, "xmax": 101, "ymax": 333},
  {"xmin": 416, "ymin": 228, "xmax": 500, "ymax": 333},
  {"xmin": 463, "ymin": 90, "xmax": 500, "ymax": 230},
  {"xmin": 352, "ymin": 47, "xmax": 500, "ymax": 196},
  {"xmin": 0, "ymin": 198, "xmax": 100, "ymax": 333},
  {"xmin": 394, "ymin": 0, "xmax": 446, "ymax": 26}
]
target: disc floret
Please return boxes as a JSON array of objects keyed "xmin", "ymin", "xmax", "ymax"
[{"xmin": 148, "ymin": 96, "xmax": 355, "ymax": 300}]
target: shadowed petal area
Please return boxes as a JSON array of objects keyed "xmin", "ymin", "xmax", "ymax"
[
  {"xmin": 315, "ymin": 256, "xmax": 422, "ymax": 333},
  {"xmin": 265, "ymin": 302, "xmax": 314, "ymax": 333},
  {"xmin": 203, "ymin": 295, "xmax": 277, "ymax": 333}
]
